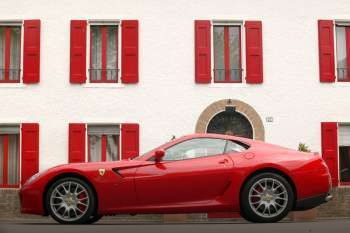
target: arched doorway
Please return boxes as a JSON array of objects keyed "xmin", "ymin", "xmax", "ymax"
[
  {"xmin": 195, "ymin": 99, "xmax": 265, "ymax": 141},
  {"xmin": 207, "ymin": 110, "xmax": 253, "ymax": 138}
]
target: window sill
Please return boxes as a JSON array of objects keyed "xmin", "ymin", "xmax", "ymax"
[
  {"xmin": 83, "ymin": 83, "xmax": 125, "ymax": 88},
  {"xmin": 330, "ymin": 82, "xmax": 350, "ymax": 87},
  {"xmin": 208, "ymin": 83, "xmax": 248, "ymax": 88},
  {"xmin": 0, "ymin": 83, "xmax": 25, "ymax": 88}
]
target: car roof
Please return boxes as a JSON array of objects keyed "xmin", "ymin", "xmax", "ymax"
[{"xmin": 180, "ymin": 133, "xmax": 255, "ymax": 145}]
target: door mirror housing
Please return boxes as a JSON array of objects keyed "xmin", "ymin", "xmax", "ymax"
[{"xmin": 154, "ymin": 150, "xmax": 165, "ymax": 162}]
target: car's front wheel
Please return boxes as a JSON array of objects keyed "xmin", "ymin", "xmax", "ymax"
[
  {"xmin": 240, "ymin": 172, "xmax": 294, "ymax": 223},
  {"xmin": 46, "ymin": 177, "xmax": 96, "ymax": 224}
]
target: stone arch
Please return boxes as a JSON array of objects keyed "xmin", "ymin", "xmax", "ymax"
[{"xmin": 195, "ymin": 99, "xmax": 265, "ymax": 141}]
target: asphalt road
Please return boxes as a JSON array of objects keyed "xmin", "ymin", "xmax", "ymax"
[{"xmin": 1, "ymin": 219, "xmax": 350, "ymax": 233}]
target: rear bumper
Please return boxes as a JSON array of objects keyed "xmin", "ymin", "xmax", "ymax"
[{"xmin": 294, "ymin": 193, "xmax": 332, "ymax": 211}]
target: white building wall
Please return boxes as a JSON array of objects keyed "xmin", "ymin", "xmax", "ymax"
[{"xmin": 1, "ymin": 0, "xmax": 350, "ymax": 171}]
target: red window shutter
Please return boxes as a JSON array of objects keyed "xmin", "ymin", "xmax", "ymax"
[
  {"xmin": 321, "ymin": 122, "xmax": 339, "ymax": 187},
  {"xmin": 121, "ymin": 20, "xmax": 139, "ymax": 84},
  {"xmin": 70, "ymin": 20, "xmax": 87, "ymax": 83},
  {"xmin": 121, "ymin": 123, "xmax": 139, "ymax": 160},
  {"xmin": 21, "ymin": 123, "xmax": 39, "ymax": 185},
  {"xmin": 69, "ymin": 123, "xmax": 86, "ymax": 163},
  {"xmin": 23, "ymin": 20, "xmax": 40, "ymax": 84},
  {"xmin": 245, "ymin": 21, "xmax": 263, "ymax": 84},
  {"xmin": 318, "ymin": 20, "xmax": 335, "ymax": 82},
  {"xmin": 195, "ymin": 20, "xmax": 211, "ymax": 83}
]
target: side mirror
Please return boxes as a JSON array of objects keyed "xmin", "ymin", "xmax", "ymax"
[{"xmin": 154, "ymin": 150, "xmax": 165, "ymax": 162}]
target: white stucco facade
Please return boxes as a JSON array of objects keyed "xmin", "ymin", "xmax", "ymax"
[{"xmin": 1, "ymin": 0, "xmax": 350, "ymax": 171}]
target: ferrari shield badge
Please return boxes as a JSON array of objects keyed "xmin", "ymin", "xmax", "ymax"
[{"xmin": 98, "ymin": 168, "xmax": 106, "ymax": 176}]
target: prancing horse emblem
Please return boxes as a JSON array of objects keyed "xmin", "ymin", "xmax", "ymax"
[{"xmin": 98, "ymin": 168, "xmax": 106, "ymax": 176}]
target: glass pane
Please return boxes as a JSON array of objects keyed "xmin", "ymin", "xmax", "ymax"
[
  {"xmin": 106, "ymin": 135, "xmax": 118, "ymax": 161},
  {"xmin": 229, "ymin": 26, "xmax": 241, "ymax": 81},
  {"xmin": 214, "ymin": 26, "xmax": 225, "ymax": 81},
  {"xmin": 336, "ymin": 26, "xmax": 348, "ymax": 80},
  {"xmin": 7, "ymin": 135, "xmax": 19, "ymax": 185},
  {"xmin": 339, "ymin": 146, "xmax": 350, "ymax": 182},
  {"xmin": 90, "ymin": 26, "xmax": 102, "ymax": 81},
  {"xmin": 106, "ymin": 26, "xmax": 118, "ymax": 81},
  {"xmin": 164, "ymin": 138, "xmax": 226, "ymax": 161},
  {"xmin": 9, "ymin": 27, "xmax": 21, "ymax": 81},
  {"xmin": 225, "ymin": 140, "xmax": 246, "ymax": 153},
  {"xmin": 0, "ymin": 136, "xmax": 3, "ymax": 184},
  {"xmin": 0, "ymin": 28, "xmax": 4, "ymax": 80},
  {"xmin": 89, "ymin": 135, "xmax": 102, "ymax": 162}
]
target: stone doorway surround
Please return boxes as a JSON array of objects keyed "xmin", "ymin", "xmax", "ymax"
[{"xmin": 195, "ymin": 99, "xmax": 265, "ymax": 141}]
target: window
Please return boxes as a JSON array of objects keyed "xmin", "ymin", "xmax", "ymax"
[
  {"xmin": 163, "ymin": 138, "xmax": 227, "ymax": 161},
  {"xmin": 89, "ymin": 25, "xmax": 119, "ymax": 83},
  {"xmin": 213, "ymin": 25, "xmax": 241, "ymax": 83},
  {"xmin": 0, "ymin": 126, "xmax": 20, "ymax": 188},
  {"xmin": 339, "ymin": 125, "xmax": 350, "ymax": 184},
  {"xmin": 339, "ymin": 146, "xmax": 350, "ymax": 183},
  {"xmin": 336, "ymin": 25, "xmax": 350, "ymax": 81},
  {"xmin": 224, "ymin": 140, "xmax": 248, "ymax": 153},
  {"xmin": 87, "ymin": 125, "xmax": 120, "ymax": 162},
  {"xmin": 0, "ymin": 26, "xmax": 21, "ymax": 83}
]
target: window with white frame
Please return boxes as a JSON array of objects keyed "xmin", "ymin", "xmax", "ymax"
[
  {"xmin": 213, "ymin": 21, "xmax": 242, "ymax": 83},
  {"xmin": 336, "ymin": 23, "xmax": 350, "ymax": 81},
  {"xmin": 0, "ymin": 25, "xmax": 21, "ymax": 83},
  {"xmin": 87, "ymin": 125, "xmax": 120, "ymax": 162},
  {"xmin": 89, "ymin": 21, "xmax": 119, "ymax": 83},
  {"xmin": 0, "ymin": 125, "xmax": 20, "ymax": 187},
  {"xmin": 339, "ymin": 124, "xmax": 350, "ymax": 184}
]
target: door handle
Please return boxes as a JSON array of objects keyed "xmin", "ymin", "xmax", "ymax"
[{"xmin": 218, "ymin": 159, "xmax": 229, "ymax": 164}]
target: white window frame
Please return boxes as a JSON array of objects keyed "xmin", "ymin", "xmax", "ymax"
[
  {"xmin": 210, "ymin": 20, "xmax": 246, "ymax": 85},
  {"xmin": 85, "ymin": 20, "xmax": 122, "ymax": 87},
  {"xmin": 338, "ymin": 122, "xmax": 350, "ymax": 186},
  {"xmin": 0, "ymin": 20, "xmax": 24, "ymax": 86},
  {"xmin": 0, "ymin": 123, "xmax": 21, "ymax": 188},
  {"xmin": 85, "ymin": 123, "xmax": 121, "ymax": 162}
]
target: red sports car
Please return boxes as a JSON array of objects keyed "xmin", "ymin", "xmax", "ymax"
[{"xmin": 20, "ymin": 134, "xmax": 332, "ymax": 224}]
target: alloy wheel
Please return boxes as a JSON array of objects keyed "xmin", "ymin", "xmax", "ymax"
[
  {"xmin": 49, "ymin": 181, "xmax": 90, "ymax": 222},
  {"xmin": 248, "ymin": 177, "xmax": 288, "ymax": 218}
]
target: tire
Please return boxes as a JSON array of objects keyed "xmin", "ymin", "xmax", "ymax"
[
  {"xmin": 240, "ymin": 172, "xmax": 294, "ymax": 223},
  {"xmin": 45, "ymin": 177, "xmax": 96, "ymax": 224},
  {"xmin": 85, "ymin": 214, "xmax": 103, "ymax": 224}
]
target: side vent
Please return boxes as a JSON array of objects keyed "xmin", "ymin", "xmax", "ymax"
[{"xmin": 112, "ymin": 168, "xmax": 124, "ymax": 177}]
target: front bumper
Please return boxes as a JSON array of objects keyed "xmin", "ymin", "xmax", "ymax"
[
  {"xmin": 19, "ymin": 184, "xmax": 46, "ymax": 215},
  {"xmin": 294, "ymin": 193, "xmax": 332, "ymax": 211}
]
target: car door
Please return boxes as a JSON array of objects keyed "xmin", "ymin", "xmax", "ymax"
[{"xmin": 134, "ymin": 138, "xmax": 234, "ymax": 207}]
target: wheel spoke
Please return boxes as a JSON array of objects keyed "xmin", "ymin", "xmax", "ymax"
[
  {"xmin": 78, "ymin": 196, "xmax": 88, "ymax": 201},
  {"xmin": 74, "ymin": 183, "xmax": 79, "ymax": 194},
  {"xmin": 78, "ymin": 201, "xmax": 88, "ymax": 207},
  {"xmin": 62, "ymin": 183, "xmax": 69, "ymax": 194}
]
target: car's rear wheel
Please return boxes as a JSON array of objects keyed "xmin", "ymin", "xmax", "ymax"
[
  {"xmin": 240, "ymin": 172, "xmax": 294, "ymax": 223},
  {"xmin": 46, "ymin": 177, "xmax": 96, "ymax": 224}
]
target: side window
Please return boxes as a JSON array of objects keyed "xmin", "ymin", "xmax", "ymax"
[
  {"xmin": 163, "ymin": 138, "xmax": 226, "ymax": 161},
  {"xmin": 225, "ymin": 140, "xmax": 247, "ymax": 153}
]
